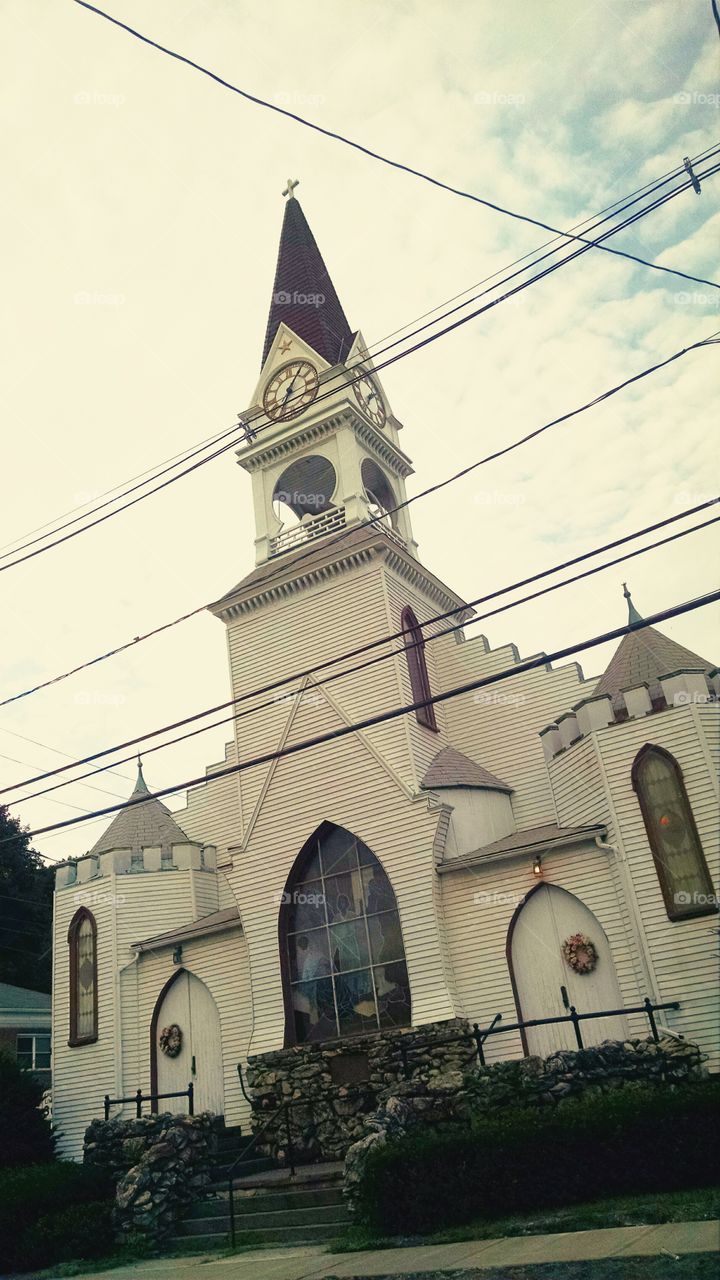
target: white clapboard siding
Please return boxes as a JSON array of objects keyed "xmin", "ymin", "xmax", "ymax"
[
  {"xmin": 224, "ymin": 686, "xmax": 460, "ymax": 1056},
  {"xmin": 441, "ymin": 838, "xmax": 646, "ymax": 1063},
  {"xmin": 175, "ymin": 739, "xmax": 242, "ymax": 860},
  {"xmin": 133, "ymin": 930, "xmax": 253, "ymax": 1132},
  {"xmin": 436, "ymin": 633, "xmax": 596, "ymax": 829},
  {"xmin": 592, "ymin": 704, "xmax": 720, "ymax": 1068}
]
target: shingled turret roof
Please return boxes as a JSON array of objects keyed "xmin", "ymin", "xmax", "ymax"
[
  {"xmin": 261, "ymin": 193, "xmax": 354, "ymax": 368},
  {"xmin": 89, "ymin": 762, "xmax": 193, "ymax": 857},
  {"xmin": 421, "ymin": 745, "xmax": 512, "ymax": 792},
  {"xmin": 593, "ymin": 586, "xmax": 714, "ymax": 709}
]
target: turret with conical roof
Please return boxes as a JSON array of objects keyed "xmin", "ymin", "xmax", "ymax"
[{"xmin": 89, "ymin": 760, "xmax": 195, "ymax": 860}]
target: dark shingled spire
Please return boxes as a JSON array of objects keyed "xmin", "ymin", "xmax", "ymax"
[
  {"xmin": 89, "ymin": 763, "xmax": 192, "ymax": 858},
  {"xmin": 261, "ymin": 194, "xmax": 354, "ymax": 369},
  {"xmin": 593, "ymin": 590, "xmax": 714, "ymax": 710},
  {"xmin": 623, "ymin": 582, "xmax": 643, "ymax": 625}
]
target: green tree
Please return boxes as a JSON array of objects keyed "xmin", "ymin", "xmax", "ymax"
[
  {"xmin": 0, "ymin": 1050, "xmax": 55, "ymax": 1166},
  {"xmin": 0, "ymin": 806, "xmax": 53, "ymax": 993}
]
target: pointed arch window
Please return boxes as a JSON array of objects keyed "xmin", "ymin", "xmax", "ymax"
[
  {"xmin": 632, "ymin": 744, "xmax": 717, "ymax": 921},
  {"xmin": 68, "ymin": 908, "xmax": 98, "ymax": 1045},
  {"xmin": 401, "ymin": 607, "xmax": 438, "ymax": 731},
  {"xmin": 279, "ymin": 825, "xmax": 411, "ymax": 1044}
]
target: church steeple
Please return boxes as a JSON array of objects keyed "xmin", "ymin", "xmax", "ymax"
[
  {"xmin": 261, "ymin": 185, "xmax": 354, "ymax": 369},
  {"xmin": 622, "ymin": 582, "xmax": 642, "ymax": 626}
]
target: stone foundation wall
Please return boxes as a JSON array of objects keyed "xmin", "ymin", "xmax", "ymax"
[
  {"xmin": 246, "ymin": 1018, "xmax": 471, "ymax": 1161},
  {"xmin": 84, "ymin": 1112, "xmax": 216, "ymax": 1240},
  {"xmin": 344, "ymin": 1035, "xmax": 706, "ymax": 1210}
]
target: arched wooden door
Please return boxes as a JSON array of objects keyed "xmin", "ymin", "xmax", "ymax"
[
  {"xmin": 152, "ymin": 971, "xmax": 224, "ymax": 1116},
  {"xmin": 509, "ymin": 884, "xmax": 627, "ymax": 1058}
]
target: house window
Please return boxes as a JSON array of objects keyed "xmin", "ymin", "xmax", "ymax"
[
  {"xmin": 632, "ymin": 744, "xmax": 717, "ymax": 921},
  {"xmin": 280, "ymin": 824, "xmax": 411, "ymax": 1045},
  {"xmin": 68, "ymin": 908, "xmax": 98, "ymax": 1045},
  {"xmin": 401, "ymin": 606, "xmax": 438, "ymax": 731},
  {"xmin": 17, "ymin": 1034, "xmax": 51, "ymax": 1071}
]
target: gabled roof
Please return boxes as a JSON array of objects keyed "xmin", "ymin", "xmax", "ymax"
[
  {"xmin": 261, "ymin": 194, "xmax": 354, "ymax": 368},
  {"xmin": 421, "ymin": 745, "xmax": 512, "ymax": 792},
  {"xmin": 89, "ymin": 762, "xmax": 194, "ymax": 857},
  {"xmin": 593, "ymin": 587, "xmax": 714, "ymax": 709},
  {"xmin": 132, "ymin": 906, "xmax": 241, "ymax": 952},
  {"xmin": 436, "ymin": 822, "xmax": 606, "ymax": 872}
]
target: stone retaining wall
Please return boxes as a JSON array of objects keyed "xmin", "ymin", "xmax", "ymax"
[
  {"xmin": 84, "ymin": 1112, "xmax": 216, "ymax": 1240},
  {"xmin": 343, "ymin": 1035, "xmax": 705, "ymax": 1210},
  {"xmin": 246, "ymin": 1018, "xmax": 471, "ymax": 1162}
]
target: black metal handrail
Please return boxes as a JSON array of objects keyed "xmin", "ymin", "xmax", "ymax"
[
  {"xmin": 227, "ymin": 1065, "xmax": 298, "ymax": 1247},
  {"xmin": 399, "ymin": 996, "xmax": 681, "ymax": 1075},
  {"xmin": 103, "ymin": 1082, "xmax": 194, "ymax": 1121}
]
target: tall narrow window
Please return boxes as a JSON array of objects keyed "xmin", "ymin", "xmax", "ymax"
[
  {"xmin": 401, "ymin": 606, "xmax": 438, "ymax": 731},
  {"xmin": 280, "ymin": 824, "xmax": 411, "ymax": 1045},
  {"xmin": 68, "ymin": 908, "xmax": 98, "ymax": 1045},
  {"xmin": 632, "ymin": 744, "xmax": 717, "ymax": 921}
]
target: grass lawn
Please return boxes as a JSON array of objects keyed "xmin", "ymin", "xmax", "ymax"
[
  {"xmin": 356, "ymin": 1261, "xmax": 719, "ymax": 1280},
  {"xmin": 331, "ymin": 1184, "xmax": 720, "ymax": 1252}
]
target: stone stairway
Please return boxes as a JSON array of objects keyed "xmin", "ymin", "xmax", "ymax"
[{"xmin": 171, "ymin": 1126, "xmax": 349, "ymax": 1249}]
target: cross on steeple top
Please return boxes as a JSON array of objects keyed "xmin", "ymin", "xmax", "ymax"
[{"xmin": 282, "ymin": 177, "xmax": 299, "ymax": 199}]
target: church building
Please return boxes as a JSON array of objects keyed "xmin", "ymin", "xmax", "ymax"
[{"xmin": 52, "ymin": 189, "xmax": 719, "ymax": 1159}]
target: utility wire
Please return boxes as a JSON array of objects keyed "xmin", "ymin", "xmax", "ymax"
[
  {"xmin": 73, "ymin": 1, "xmax": 720, "ymax": 294},
  {"xmin": 11, "ymin": 589, "xmax": 720, "ymax": 844},
  {"xmin": 13, "ymin": 506, "xmax": 719, "ymax": 812},
  {"xmin": 3, "ymin": 145, "xmax": 717, "ymax": 564},
  {"xmin": 6, "ymin": 496, "xmax": 718, "ymax": 805},
  {"xmin": 0, "ymin": 169, "xmax": 716, "ymax": 579},
  {"xmin": 1, "ymin": 328, "xmax": 716, "ymax": 717}
]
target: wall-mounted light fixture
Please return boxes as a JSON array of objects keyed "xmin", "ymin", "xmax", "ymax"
[
  {"xmin": 172, "ymin": 945, "xmax": 183, "ymax": 965},
  {"xmin": 532, "ymin": 855, "xmax": 543, "ymax": 877}
]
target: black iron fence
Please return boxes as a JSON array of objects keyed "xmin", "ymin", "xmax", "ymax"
[
  {"xmin": 398, "ymin": 996, "xmax": 681, "ymax": 1075},
  {"xmin": 103, "ymin": 1082, "xmax": 194, "ymax": 1121}
]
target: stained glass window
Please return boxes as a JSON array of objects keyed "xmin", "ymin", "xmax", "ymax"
[
  {"xmin": 401, "ymin": 607, "xmax": 438, "ymax": 731},
  {"xmin": 632, "ymin": 745, "xmax": 717, "ymax": 921},
  {"xmin": 282, "ymin": 827, "xmax": 411, "ymax": 1043},
  {"xmin": 68, "ymin": 909, "xmax": 97, "ymax": 1044}
]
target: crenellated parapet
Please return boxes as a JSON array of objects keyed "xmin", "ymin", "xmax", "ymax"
[{"xmin": 55, "ymin": 841, "xmax": 217, "ymax": 890}]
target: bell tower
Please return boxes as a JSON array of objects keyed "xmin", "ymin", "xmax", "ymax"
[{"xmin": 237, "ymin": 183, "xmax": 419, "ymax": 566}]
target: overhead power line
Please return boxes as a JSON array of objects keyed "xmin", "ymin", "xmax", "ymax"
[
  {"xmin": 3, "ymin": 144, "xmax": 717, "ymax": 567},
  {"xmin": 11, "ymin": 589, "xmax": 720, "ymax": 845},
  {"xmin": 1, "ymin": 332, "xmax": 717, "ymax": 717},
  {"xmin": 6, "ymin": 497, "xmax": 718, "ymax": 807},
  {"xmin": 73, "ymin": 1, "xmax": 719, "ymax": 295},
  {"xmin": 2, "ymin": 157, "xmax": 716, "ymax": 575}
]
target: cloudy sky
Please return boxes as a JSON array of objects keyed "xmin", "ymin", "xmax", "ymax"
[{"xmin": 1, "ymin": 0, "xmax": 718, "ymax": 862}]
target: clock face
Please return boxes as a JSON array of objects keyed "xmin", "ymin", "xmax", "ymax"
[
  {"xmin": 352, "ymin": 371, "xmax": 386, "ymax": 429},
  {"xmin": 263, "ymin": 360, "xmax": 319, "ymax": 421}
]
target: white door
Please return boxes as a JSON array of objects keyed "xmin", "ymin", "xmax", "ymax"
[
  {"xmin": 510, "ymin": 884, "xmax": 627, "ymax": 1058},
  {"xmin": 155, "ymin": 971, "xmax": 224, "ymax": 1115}
]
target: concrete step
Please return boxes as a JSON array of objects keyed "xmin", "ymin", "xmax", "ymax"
[
  {"xmin": 188, "ymin": 1182, "xmax": 345, "ymax": 1213},
  {"xmin": 210, "ymin": 1156, "xmax": 278, "ymax": 1179},
  {"xmin": 173, "ymin": 1220, "xmax": 349, "ymax": 1247},
  {"xmin": 186, "ymin": 1202, "xmax": 350, "ymax": 1229}
]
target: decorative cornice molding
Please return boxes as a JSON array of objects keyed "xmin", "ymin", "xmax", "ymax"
[{"xmin": 237, "ymin": 406, "xmax": 413, "ymax": 479}]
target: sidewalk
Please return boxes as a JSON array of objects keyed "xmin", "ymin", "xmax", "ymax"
[{"xmin": 46, "ymin": 1219, "xmax": 719, "ymax": 1280}]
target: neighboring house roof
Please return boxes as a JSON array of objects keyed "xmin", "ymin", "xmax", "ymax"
[
  {"xmin": 421, "ymin": 745, "xmax": 512, "ymax": 793},
  {"xmin": 436, "ymin": 822, "xmax": 606, "ymax": 873},
  {"xmin": 132, "ymin": 906, "xmax": 241, "ymax": 953},
  {"xmin": 593, "ymin": 591, "xmax": 714, "ymax": 710},
  {"xmin": 0, "ymin": 982, "xmax": 51, "ymax": 1013},
  {"xmin": 89, "ymin": 762, "xmax": 195, "ymax": 857},
  {"xmin": 0, "ymin": 982, "xmax": 51, "ymax": 1028},
  {"xmin": 261, "ymin": 194, "xmax": 354, "ymax": 368}
]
